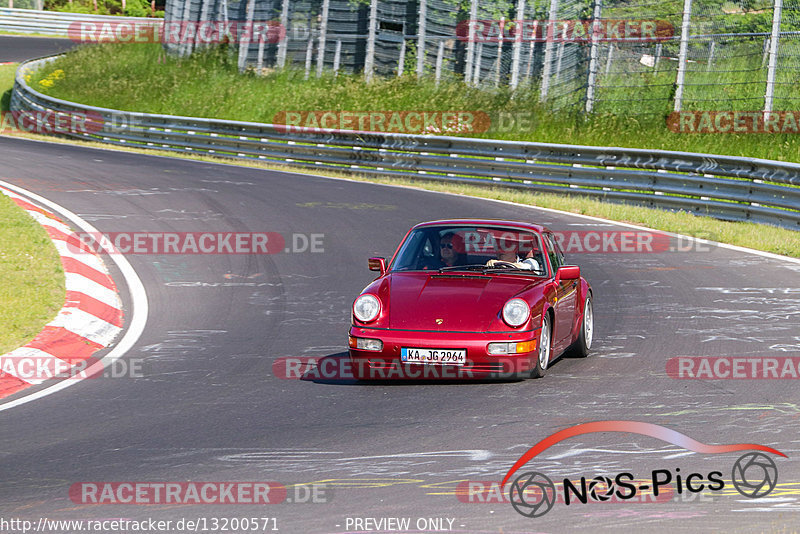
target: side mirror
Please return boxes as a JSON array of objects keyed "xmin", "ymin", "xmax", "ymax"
[
  {"xmin": 555, "ymin": 265, "xmax": 580, "ymax": 282},
  {"xmin": 368, "ymin": 257, "xmax": 387, "ymax": 275}
]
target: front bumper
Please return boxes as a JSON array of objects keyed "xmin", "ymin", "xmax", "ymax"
[{"xmin": 348, "ymin": 326, "xmax": 540, "ymax": 380}]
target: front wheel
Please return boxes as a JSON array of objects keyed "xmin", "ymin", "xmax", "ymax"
[
  {"xmin": 531, "ymin": 314, "xmax": 552, "ymax": 379},
  {"xmin": 568, "ymin": 296, "xmax": 593, "ymax": 358}
]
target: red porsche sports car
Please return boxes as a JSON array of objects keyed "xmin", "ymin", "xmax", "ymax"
[{"xmin": 348, "ymin": 219, "xmax": 593, "ymax": 380}]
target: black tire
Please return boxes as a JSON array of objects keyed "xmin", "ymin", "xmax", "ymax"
[
  {"xmin": 531, "ymin": 313, "xmax": 552, "ymax": 379},
  {"xmin": 567, "ymin": 296, "xmax": 593, "ymax": 358}
]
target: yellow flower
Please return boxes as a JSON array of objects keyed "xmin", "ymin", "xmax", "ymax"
[
  {"xmin": 51, "ymin": 69, "xmax": 65, "ymax": 80},
  {"xmin": 39, "ymin": 79, "xmax": 54, "ymax": 87}
]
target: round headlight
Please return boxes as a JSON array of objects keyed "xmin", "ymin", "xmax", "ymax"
[
  {"xmin": 502, "ymin": 298, "xmax": 530, "ymax": 327},
  {"xmin": 353, "ymin": 294, "xmax": 381, "ymax": 323}
]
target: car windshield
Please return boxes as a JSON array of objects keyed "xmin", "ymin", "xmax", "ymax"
[{"xmin": 389, "ymin": 225, "xmax": 548, "ymax": 276}]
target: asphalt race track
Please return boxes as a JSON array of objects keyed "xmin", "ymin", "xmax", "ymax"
[
  {"xmin": 0, "ymin": 35, "xmax": 77, "ymax": 63},
  {"xmin": 2, "ymin": 39, "xmax": 800, "ymax": 534}
]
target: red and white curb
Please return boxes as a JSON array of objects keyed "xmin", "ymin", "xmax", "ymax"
[{"xmin": 0, "ymin": 185, "xmax": 124, "ymax": 400}]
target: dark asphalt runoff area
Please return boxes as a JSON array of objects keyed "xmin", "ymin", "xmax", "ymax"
[
  {"xmin": 0, "ymin": 35, "xmax": 78, "ymax": 63},
  {"xmin": 1, "ymin": 37, "xmax": 800, "ymax": 534}
]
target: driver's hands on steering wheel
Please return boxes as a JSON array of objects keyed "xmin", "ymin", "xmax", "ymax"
[{"xmin": 485, "ymin": 259, "xmax": 518, "ymax": 268}]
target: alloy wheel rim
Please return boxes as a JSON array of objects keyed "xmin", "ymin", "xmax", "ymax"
[
  {"xmin": 539, "ymin": 319, "xmax": 550, "ymax": 369},
  {"xmin": 584, "ymin": 300, "xmax": 594, "ymax": 349}
]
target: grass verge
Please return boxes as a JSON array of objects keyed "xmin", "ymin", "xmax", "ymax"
[
  {"xmin": 28, "ymin": 42, "xmax": 800, "ymax": 162},
  {"xmin": 0, "ymin": 192, "xmax": 65, "ymax": 355},
  {"xmin": 1, "ymin": 63, "xmax": 16, "ymax": 113}
]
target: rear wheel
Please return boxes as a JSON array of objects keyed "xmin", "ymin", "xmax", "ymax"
[
  {"xmin": 531, "ymin": 314, "xmax": 552, "ymax": 379},
  {"xmin": 568, "ymin": 296, "xmax": 593, "ymax": 358}
]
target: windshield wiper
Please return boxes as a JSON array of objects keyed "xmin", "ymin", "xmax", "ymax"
[{"xmin": 438, "ymin": 264, "xmax": 490, "ymax": 272}]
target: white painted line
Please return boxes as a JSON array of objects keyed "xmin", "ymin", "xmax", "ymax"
[{"xmin": 0, "ymin": 180, "xmax": 148, "ymax": 412}]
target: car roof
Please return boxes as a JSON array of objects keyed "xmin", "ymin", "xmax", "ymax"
[{"xmin": 410, "ymin": 219, "xmax": 550, "ymax": 234}]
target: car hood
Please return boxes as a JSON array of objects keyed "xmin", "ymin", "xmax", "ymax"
[{"xmin": 386, "ymin": 271, "xmax": 542, "ymax": 331}]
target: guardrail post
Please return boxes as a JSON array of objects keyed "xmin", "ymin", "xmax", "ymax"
[
  {"xmin": 706, "ymin": 39, "xmax": 715, "ymax": 71},
  {"xmin": 304, "ymin": 35, "xmax": 313, "ymax": 80},
  {"xmin": 673, "ymin": 0, "xmax": 693, "ymax": 112},
  {"xmin": 277, "ymin": 0, "xmax": 290, "ymax": 68},
  {"xmin": 238, "ymin": 0, "xmax": 256, "ymax": 72},
  {"xmin": 654, "ymin": 42, "xmax": 662, "ymax": 72},
  {"xmin": 464, "ymin": 0, "xmax": 478, "ymax": 84},
  {"xmin": 540, "ymin": 0, "xmax": 558, "ymax": 101},
  {"xmin": 494, "ymin": 18, "xmax": 504, "ymax": 87},
  {"xmin": 179, "ymin": 0, "xmax": 194, "ymax": 56},
  {"xmin": 764, "ymin": 0, "xmax": 783, "ymax": 117},
  {"xmin": 316, "ymin": 0, "xmax": 330, "ymax": 77},
  {"xmin": 435, "ymin": 40, "xmax": 445, "ymax": 85},
  {"xmin": 333, "ymin": 39, "xmax": 342, "ymax": 76},
  {"xmin": 257, "ymin": 35, "xmax": 265, "ymax": 73},
  {"xmin": 198, "ymin": 0, "xmax": 211, "ymax": 50},
  {"xmin": 585, "ymin": 0, "xmax": 602, "ymax": 113},
  {"xmin": 554, "ymin": 25, "xmax": 566, "ymax": 83},
  {"xmin": 364, "ymin": 0, "xmax": 378, "ymax": 82},
  {"xmin": 604, "ymin": 43, "xmax": 613, "ymax": 75},
  {"xmin": 510, "ymin": 0, "xmax": 526, "ymax": 90},
  {"xmin": 398, "ymin": 38, "xmax": 407, "ymax": 76},
  {"xmin": 473, "ymin": 42, "xmax": 483, "ymax": 85},
  {"xmin": 416, "ymin": 0, "xmax": 427, "ymax": 77},
  {"xmin": 524, "ymin": 25, "xmax": 537, "ymax": 83}
]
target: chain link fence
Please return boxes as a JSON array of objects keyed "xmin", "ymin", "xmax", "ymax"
[{"xmin": 122, "ymin": 0, "xmax": 800, "ymax": 116}]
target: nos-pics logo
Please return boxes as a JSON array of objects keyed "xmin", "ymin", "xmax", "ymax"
[{"xmin": 502, "ymin": 420, "xmax": 785, "ymax": 518}]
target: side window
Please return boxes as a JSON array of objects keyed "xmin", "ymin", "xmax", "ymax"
[{"xmin": 544, "ymin": 233, "xmax": 563, "ymax": 272}]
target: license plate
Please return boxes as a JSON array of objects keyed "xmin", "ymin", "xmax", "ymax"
[{"xmin": 401, "ymin": 347, "xmax": 466, "ymax": 365}]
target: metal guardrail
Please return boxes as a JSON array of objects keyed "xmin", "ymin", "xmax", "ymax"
[
  {"xmin": 10, "ymin": 56, "xmax": 800, "ymax": 229},
  {"xmin": 0, "ymin": 8, "xmax": 155, "ymax": 36}
]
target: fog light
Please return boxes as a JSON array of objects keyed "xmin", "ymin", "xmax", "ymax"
[
  {"xmin": 488, "ymin": 342, "xmax": 513, "ymax": 355},
  {"xmin": 350, "ymin": 336, "xmax": 382, "ymax": 351},
  {"xmin": 488, "ymin": 341, "xmax": 536, "ymax": 355}
]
